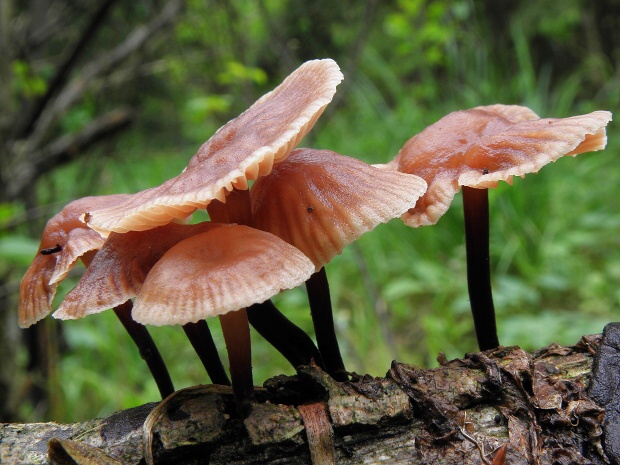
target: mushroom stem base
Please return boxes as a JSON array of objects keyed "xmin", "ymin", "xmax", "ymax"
[
  {"xmin": 306, "ymin": 268, "xmax": 348, "ymax": 381},
  {"xmin": 220, "ymin": 308, "xmax": 254, "ymax": 416}
]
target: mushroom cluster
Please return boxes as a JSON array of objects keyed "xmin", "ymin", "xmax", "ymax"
[
  {"xmin": 17, "ymin": 59, "xmax": 612, "ymax": 419},
  {"xmin": 18, "ymin": 59, "xmax": 428, "ymax": 414}
]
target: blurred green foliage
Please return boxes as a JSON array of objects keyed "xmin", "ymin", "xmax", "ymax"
[
  {"xmin": 11, "ymin": 60, "xmax": 49, "ymax": 98},
  {"xmin": 3, "ymin": 0, "xmax": 619, "ymax": 422}
]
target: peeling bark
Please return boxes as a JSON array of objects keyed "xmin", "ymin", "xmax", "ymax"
[{"xmin": 0, "ymin": 335, "xmax": 611, "ymax": 465}]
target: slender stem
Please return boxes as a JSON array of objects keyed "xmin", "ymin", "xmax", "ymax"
[
  {"xmin": 247, "ymin": 300, "xmax": 325, "ymax": 370},
  {"xmin": 113, "ymin": 300, "xmax": 175, "ymax": 399},
  {"xmin": 220, "ymin": 308, "xmax": 254, "ymax": 416},
  {"xmin": 182, "ymin": 321, "xmax": 230, "ymax": 386},
  {"xmin": 306, "ymin": 268, "xmax": 348, "ymax": 381},
  {"xmin": 462, "ymin": 186, "xmax": 500, "ymax": 351}
]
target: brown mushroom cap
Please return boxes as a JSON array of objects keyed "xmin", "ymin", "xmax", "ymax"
[
  {"xmin": 251, "ymin": 148, "xmax": 428, "ymax": 269},
  {"xmin": 18, "ymin": 194, "xmax": 129, "ymax": 327},
  {"xmin": 85, "ymin": 59, "xmax": 344, "ymax": 236},
  {"xmin": 390, "ymin": 105, "xmax": 612, "ymax": 227},
  {"xmin": 131, "ymin": 225, "xmax": 316, "ymax": 326},
  {"xmin": 53, "ymin": 222, "xmax": 226, "ymax": 320}
]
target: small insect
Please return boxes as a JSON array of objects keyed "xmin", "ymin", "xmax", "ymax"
[
  {"xmin": 483, "ymin": 167, "xmax": 489, "ymax": 175},
  {"xmin": 40, "ymin": 244, "xmax": 62, "ymax": 255},
  {"xmin": 307, "ymin": 206, "xmax": 314, "ymax": 213}
]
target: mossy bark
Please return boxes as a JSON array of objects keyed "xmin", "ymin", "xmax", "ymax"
[{"xmin": 0, "ymin": 334, "xmax": 612, "ymax": 465}]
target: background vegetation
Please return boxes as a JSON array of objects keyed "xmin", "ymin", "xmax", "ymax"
[{"xmin": 1, "ymin": 0, "xmax": 618, "ymax": 423}]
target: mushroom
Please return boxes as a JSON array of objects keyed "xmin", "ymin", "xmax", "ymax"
[
  {"xmin": 388, "ymin": 105, "xmax": 612, "ymax": 350},
  {"xmin": 251, "ymin": 148, "xmax": 427, "ymax": 379},
  {"xmin": 129, "ymin": 225, "xmax": 316, "ymax": 414},
  {"xmin": 53, "ymin": 221, "xmax": 231, "ymax": 386},
  {"xmin": 18, "ymin": 195, "xmax": 175, "ymax": 398},
  {"xmin": 74, "ymin": 59, "xmax": 344, "ymax": 412}
]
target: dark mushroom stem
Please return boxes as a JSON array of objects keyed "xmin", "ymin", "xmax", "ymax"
[
  {"xmin": 112, "ymin": 300, "xmax": 175, "ymax": 398},
  {"xmin": 182, "ymin": 321, "xmax": 230, "ymax": 386},
  {"xmin": 219, "ymin": 308, "xmax": 254, "ymax": 416},
  {"xmin": 306, "ymin": 267, "xmax": 348, "ymax": 381},
  {"xmin": 462, "ymin": 185, "xmax": 500, "ymax": 351},
  {"xmin": 247, "ymin": 299, "xmax": 325, "ymax": 370}
]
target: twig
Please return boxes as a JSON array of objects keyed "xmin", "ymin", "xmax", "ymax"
[
  {"xmin": 298, "ymin": 402, "xmax": 335, "ymax": 465},
  {"xmin": 13, "ymin": 0, "xmax": 120, "ymax": 140},
  {"xmin": 6, "ymin": 108, "xmax": 133, "ymax": 199}
]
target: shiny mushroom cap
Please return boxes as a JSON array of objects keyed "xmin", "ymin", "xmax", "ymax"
[
  {"xmin": 131, "ymin": 225, "xmax": 316, "ymax": 326},
  {"xmin": 85, "ymin": 59, "xmax": 344, "ymax": 236},
  {"xmin": 53, "ymin": 222, "xmax": 225, "ymax": 320},
  {"xmin": 18, "ymin": 194, "xmax": 129, "ymax": 327},
  {"xmin": 251, "ymin": 148, "xmax": 428, "ymax": 270},
  {"xmin": 390, "ymin": 105, "xmax": 612, "ymax": 227}
]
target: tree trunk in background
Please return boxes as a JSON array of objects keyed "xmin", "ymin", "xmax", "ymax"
[
  {"xmin": 0, "ymin": 0, "xmax": 183, "ymax": 423},
  {"xmin": 0, "ymin": 279, "xmax": 19, "ymax": 421},
  {"xmin": 1, "ymin": 334, "xmax": 615, "ymax": 465}
]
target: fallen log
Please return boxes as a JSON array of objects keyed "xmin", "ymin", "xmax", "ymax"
[{"xmin": 1, "ymin": 329, "xmax": 615, "ymax": 465}]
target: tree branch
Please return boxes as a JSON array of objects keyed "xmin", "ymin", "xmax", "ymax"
[
  {"xmin": 5, "ymin": 107, "xmax": 134, "ymax": 199},
  {"xmin": 24, "ymin": 0, "xmax": 183, "ymax": 152},
  {"xmin": 13, "ymin": 0, "xmax": 120, "ymax": 140},
  {"xmin": 1, "ymin": 0, "xmax": 184, "ymax": 203}
]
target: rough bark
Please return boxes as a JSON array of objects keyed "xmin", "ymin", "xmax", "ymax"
[{"xmin": 0, "ymin": 333, "xmax": 613, "ymax": 465}]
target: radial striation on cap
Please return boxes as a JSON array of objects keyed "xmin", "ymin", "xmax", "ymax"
[
  {"xmin": 85, "ymin": 59, "xmax": 344, "ymax": 236},
  {"xmin": 251, "ymin": 148, "xmax": 428, "ymax": 269},
  {"xmin": 132, "ymin": 225, "xmax": 316, "ymax": 326},
  {"xmin": 53, "ymin": 222, "xmax": 226, "ymax": 320}
]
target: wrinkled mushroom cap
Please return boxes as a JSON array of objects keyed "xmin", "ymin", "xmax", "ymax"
[
  {"xmin": 53, "ymin": 222, "xmax": 225, "ymax": 320},
  {"xmin": 85, "ymin": 59, "xmax": 344, "ymax": 235},
  {"xmin": 132, "ymin": 225, "xmax": 316, "ymax": 326},
  {"xmin": 18, "ymin": 195, "xmax": 129, "ymax": 327},
  {"xmin": 251, "ymin": 148, "xmax": 427, "ymax": 269},
  {"xmin": 390, "ymin": 105, "xmax": 612, "ymax": 227}
]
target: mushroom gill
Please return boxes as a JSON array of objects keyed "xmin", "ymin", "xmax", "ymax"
[
  {"xmin": 393, "ymin": 106, "xmax": 612, "ymax": 228},
  {"xmin": 252, "ymin": 148, "xmax": 428, "ymax": 269},
  {"xmin": 18, "ymin": 194, "xmax": 176, "ymax": 397},
  {"xmin": 54, "ymin": 222, "xmax": 226, "ymax": 319},
  {"xmin": 18, "ymin": 194, "xmax": 129, "ymax": 328}
]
